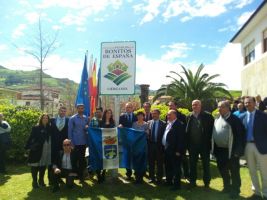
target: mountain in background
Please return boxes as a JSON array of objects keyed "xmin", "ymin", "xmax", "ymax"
[{"xmin": 0, "ymin": 65, "xmax": 143, "ymax": 97}]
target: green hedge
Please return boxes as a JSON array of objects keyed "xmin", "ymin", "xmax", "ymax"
[
  {"xmin": 135, "ymin": 104, "xmax": 190, "ymax": 121},
  {"xmin": 0, "ymin": 104, "xmax": 42, "ymax": 162}
]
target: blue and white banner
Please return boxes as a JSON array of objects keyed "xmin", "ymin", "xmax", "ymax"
[
  {"xmin": 88, "ymin": 128, "xmax": 119, "ymax": 170},
  {"xmin": 88, "ymin": 127, "xmax": 147, "ymax": 172}
]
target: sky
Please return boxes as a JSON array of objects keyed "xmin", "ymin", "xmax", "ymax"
[{"xmin": 0, "ymin": 0, "xmax": 263, "ymax": 90}]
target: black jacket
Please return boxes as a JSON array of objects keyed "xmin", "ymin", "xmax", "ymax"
[
  {"xmin": 52, "ymin": 150, "xmax": 77, "ymax": 173},
  {"xmin": 240, "ymin": 110, "xmax": 267, "ymax": 154},
  {"xmin": 50, "ymin": 117, "xmax": 69, "ymax": 153},
  {"xmin": 165, "ymin": 119, "xmax": 185, "ymax": 154},
  {"xmin": 119, "ymin": 112, "xmax": 137, "ymax": 128},
  {"xmin": 148, "ymin": 119, "xmax": 166, "ymax": 148},
  {"xmin": 186, "ymin": 111, "xmax": 214, "ymax": 151},
  {"xmin": 25, "ymin": 125, "xmax": 52, "ymax": 163},
  {"xmin": 214, "ymin": 114, "xmax": 246, "ymax": 157}
]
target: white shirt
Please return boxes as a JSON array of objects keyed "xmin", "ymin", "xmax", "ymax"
[
  {"xmin": 61, "ymin": 153, "xmax": 72, "ymax": 170},
  {"xmin": 56, "ymin": 116, "xmax": 66, "ymax": 131},
  {"xmin": 162, "ymin": 119, "xmax": 176, "ymax": 146}
]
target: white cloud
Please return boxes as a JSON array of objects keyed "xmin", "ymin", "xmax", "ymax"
[
  {"xmin": 135, "ymin": 0, "xmax": 254, "ymax": 25},
  {"xmin": 1, "ymin": 44, "xmax": 242, "ymax": 91},
  {"xmin": 12, "ymin": 24, "xmax": 27, "ymax": 39},
  {"xmin": 235, "ymin": 0, "xmax": 253, "ymax": 9},
  {"xmin": 52, "ymin": 25, "xmax": 62, "ymax": 30},
  {"xmin": 25, "ymin": 12, "xmax": 40, "ymax": 24},
  {"xmin": 1, "ymin": 54, "xmax": 83, "ymax": 83},
  {"xmin": 161, "ymin": 42, "xmax": 191, "ymax": 61},
  {"xmin": 135, "ymin": 0, "xmax": 165, "ymax": 25},
  {"xmin": 205, "ymin": 43, "xmax": 242, "ymax": 90},
  {"xmin": 237, "ymin": 11, "xmax": 254, "ymax": 28},
  {"xmin": 0, "ymin": 44, "xmax": 8, "ymax": 51},
  {"xmin": 135, "ymin": 43, "xmax": 242, "ymax": 90},
  {"xmin": 37, "ymin": 0, "xmax": 123, "ymax": 27},
  {"xmin": 136, "ymin": 54, "xmax": 178, "ymax": 90},
  {"xmin": 76, "ymin": 27, "xmax": 86, "ymax": 32}
]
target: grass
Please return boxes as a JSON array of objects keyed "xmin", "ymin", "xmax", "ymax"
[{"xmin": 0, "ymin": 162, "xmax": 253, "ymax": 200}]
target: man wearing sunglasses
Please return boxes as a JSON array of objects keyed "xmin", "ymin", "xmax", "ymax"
[{"xmin": 52, "ymin": 139, "xmax": 78, "ymax": 192}]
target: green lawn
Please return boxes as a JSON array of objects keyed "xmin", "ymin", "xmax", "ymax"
[{"xmin": 0, "ymin": 162, "xmax": 253, "ymax": 200}]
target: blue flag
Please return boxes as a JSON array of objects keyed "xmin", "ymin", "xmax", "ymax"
[
  {"xmin": 88, "ymin": 127, "xmax": 119, "ymax": 170},
  {"xmin": 75, "ymin": 54, "xmax": 90, "ymax": 116},
  {"xmin": 118, "ymin": 128, "xmax": 147, "ymax": 173},
  {"xmin": 88, "ymin": 127, "xmax": 147, "ymax": 172}
]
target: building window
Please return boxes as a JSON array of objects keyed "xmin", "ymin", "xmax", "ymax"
[
  {"xmin": 263, "ymin": 29, "xmax": 267, "ymax": 53},
  {"xmin": 244, "ymin": 41, "xmax": 255, "ymax": 65}
]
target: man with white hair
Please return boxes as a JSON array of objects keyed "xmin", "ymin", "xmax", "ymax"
[
  {"xmin": 186, "ymin": 100, "xmax": 214, "ymax": 188},
  {"xmin": 213, "ymin": 101, "xmax": 246, "ymax": 199}
]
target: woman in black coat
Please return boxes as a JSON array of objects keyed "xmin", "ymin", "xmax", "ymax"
[{"xmin": 25, "ymin": 113, "xmax": 53, "ymax": 188}]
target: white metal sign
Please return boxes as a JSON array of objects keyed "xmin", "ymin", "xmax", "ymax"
[{"xmin": 100, "ymin": 41, "xmax": 136, "ymax": 95}]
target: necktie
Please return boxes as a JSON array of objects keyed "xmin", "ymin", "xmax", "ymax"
[
  {"xmin": 152, "ymin": 121, "xmax": 156, "ymax": 142},
  {"xmin": 58, "ymin": 118, "xmax": 65, "ymax": 131},
  {"xmin": 128, "ymin": 114, "xmax": 131, "ymax": 123},
  {"xmin": 247, "ymin": 113, "xmax": 253, "ymax": 141}
]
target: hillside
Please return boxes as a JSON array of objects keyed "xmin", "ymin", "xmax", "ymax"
[
  {"xmin": 0, "ymin": 66, "xmax": 143, "ymax": 97},
  {"xmin": 0, "ymin": 65, "xmax": 79, "ymax": 102},
  {"xmin": 0, "ymin": 65, "xmax": 77, "ymax": 89}
]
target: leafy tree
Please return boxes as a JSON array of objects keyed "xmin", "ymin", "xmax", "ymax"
[
  {"xmin": 153, "ymin": 64, "xmax": 232, "ymax": 111},
  {"xmin": 0, "ymin": 103, "xmax": 42, "ymax": 161}
]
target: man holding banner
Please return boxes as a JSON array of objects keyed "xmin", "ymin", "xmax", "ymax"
[{"xmin": 119, "ymin": 102, "xmax": 137, "ymax": 180}]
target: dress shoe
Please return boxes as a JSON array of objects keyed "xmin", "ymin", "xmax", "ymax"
[
  {"xmin": 32, "ymin": 181, "xmax": 39, "ymax": 189},
  {"xmin": 38, "ymin": 180, "xmax": 46, "ymax": 187},
  {"xmin": 229, "ymin": 192, "xmax": 239, "ymax": 199},
  {"xmin": 187, "ymin": 182, "xmax": 196, "ymax": 189},
  {"xmin": 170, "ymin": 185, "xmax": 181, "ymax": 191},
  {"xmin": 163, "ymin": 181, "xmax": 172, "ymax": 186},
  {"xmin": 148, "ymin": 179, "xmax": 155, "ymax": 183},
  {"xmin": 125, "ymin": 176, "xmax": 132, "ymax": 181},
  {"xmin": 52, "ymin": 186, "xmax": 60, "ymax": 193}
]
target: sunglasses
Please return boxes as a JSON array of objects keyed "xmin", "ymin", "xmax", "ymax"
[{"xmin": 63, "ymin": 144, "xmax": 71, "ymax": 147}]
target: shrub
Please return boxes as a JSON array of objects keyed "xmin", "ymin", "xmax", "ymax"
[
  {"xmin": 135, "ymin": 104, "xmax": 190, "ymax": 121},
  {"xmin": 0, "ymin": 104, "xmax": 42, "ymax": 162}
]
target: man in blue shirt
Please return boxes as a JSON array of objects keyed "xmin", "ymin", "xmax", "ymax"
[{"xmin": 68, "ymin": 104, "xmax": 89, "ymax": 183}]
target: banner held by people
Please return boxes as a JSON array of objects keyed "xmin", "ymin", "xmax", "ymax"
[
  {"xmin": 88, "ymin": 127, "xmax": 119, "ymax": 170},
  {"xmin": 88, "ymin": 127, "xmax": 147, "ymax": 172}
]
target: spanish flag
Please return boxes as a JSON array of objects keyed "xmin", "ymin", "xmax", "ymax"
[{"xmin": 89, "ymin": 59, "xmax": 97, "ymax": 116}]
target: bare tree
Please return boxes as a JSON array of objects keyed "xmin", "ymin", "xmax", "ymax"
[{"xmin": 17, "ymin": 17, "xmax": 59, "ymax": 111}]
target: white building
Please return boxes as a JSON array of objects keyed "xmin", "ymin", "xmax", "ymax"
[
  {"xmin": 230, "ymin": 0, "xmax": 267, "ymax": 97},
  {"xmin": 17, "ymin": 88, "xmax": 62, "ymax": 116}
]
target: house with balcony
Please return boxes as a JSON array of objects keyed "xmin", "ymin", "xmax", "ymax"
[{"xmin": 230, "ymin": 0, "xmax": 267, "ymax": 97}]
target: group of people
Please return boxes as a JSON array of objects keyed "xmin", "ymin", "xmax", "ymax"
[{"xmin": 1, "ymin": 95, "xmax": 267, "ymax": 199}]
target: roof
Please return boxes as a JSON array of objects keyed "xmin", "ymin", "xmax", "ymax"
[{"xmin": 230, "ymin": 0, "xmax": 267, "ymax": 43}]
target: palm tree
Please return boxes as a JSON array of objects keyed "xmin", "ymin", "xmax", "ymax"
[{"xmin": 154, "ymin": 64, "xmax": 232, "ymax": 110}]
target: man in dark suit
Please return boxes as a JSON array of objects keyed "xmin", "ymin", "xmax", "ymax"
[
  {"xmin": 166, "ymin": 101, "xmax": 189, "ymax": 180},
  {"xmin": 241, "ymin": 96, "xmax": 267, "ymax": 199},
  {"xmin": 119, "ymin": 102, "xmax": 137, "ymax": 128},
  {"xmin": 52, "ymin": 139, "xmax": 78, "ymax": 192},
  {"xmin": 119, "ymin": 102, "xmax": 137, "ymax": 180},
  {"xmin": 186, "ymin": 100, "xmax": 214, "ymax": 188},
  {"xmin": 143, "ymin": 102, "xmax": 152, "ymax": 122},
  {"xmin": 51, "ymin": 106, "xmax": 69, "ymax": 153},
  {"xmin": 147, "ymin": 109, "xmax": 166, "ymax": 184},
  {"xmin": 162, "ymin": 109, "xmax": 185, "ymax": 190}
]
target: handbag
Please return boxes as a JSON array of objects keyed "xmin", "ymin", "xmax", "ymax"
[{"xmin": 0, "ymin": 132, "xmax": 12, "ymax": 149}]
